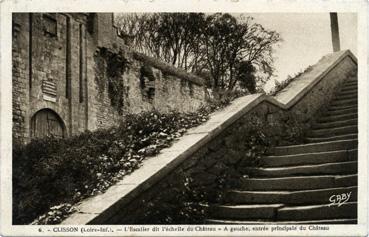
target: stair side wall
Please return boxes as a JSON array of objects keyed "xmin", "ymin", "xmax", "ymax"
[
  {"xmin": 104, "ymin": 100, "xmax": 305, "ymax": 224},
  {"xmin": 289, "ymin": 56, "xmax": 357, "ymax": 128}
]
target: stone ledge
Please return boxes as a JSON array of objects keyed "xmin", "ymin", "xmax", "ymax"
[
  {"xmin": 62, "ymin": 50, "xmax": 357, "ymax": 225},
  {"xmin": 132, "ymin": 52, "xmax": 205, "ymax": 86},
  {"xmin": 275, "ymin": 50, "xmax": 357, "ymax": 106}
]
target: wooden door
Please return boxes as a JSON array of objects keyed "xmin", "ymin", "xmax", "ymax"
[{"xmin": 31, "ymin": 109, "xmax": 65, "ymax": 139}]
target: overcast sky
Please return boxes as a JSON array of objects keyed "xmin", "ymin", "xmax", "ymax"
[{"xmin": 241, "ymin": 13, "xmax": 357, "ymax": 90}]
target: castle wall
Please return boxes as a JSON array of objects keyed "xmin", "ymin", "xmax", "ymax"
[{"xmin": 12, "ymin": 13, "xmax": 207, "ymax": 143}]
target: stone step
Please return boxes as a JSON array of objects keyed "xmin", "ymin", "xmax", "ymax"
[
  {"xmin": 328, "ymin": 104, "xmax": 357, "ymax": 112},
  {"xmin": 260, "ymin": 149, "xmax": 357, "ymax": 167},
  {"xmin": 344, "ymin": 80, "xmax": 357, "ymax": 86},
  {"xmin": 328, "ymin": 102, "xmax": 357, "ymax": 110},
  {"xmin": 225, "ymin": 186, "xmax": 357, "ymax": 205},
  {"xmin": 344, "ymin": 82, "xmax": 358, "ymax": 88},
  {"xmin": 206, "ymin": 218, "xmax": 357, "ymax": 224},
  {"xmin": 277, "ymin": 202, "xmax": 357, "ymax": 221},
  {"xmin": 239, "ymin": 174, "xmax": 357, "ymax": 191},
  {"xmin": 335, "ymin": 89, "xmax": 357, "ymax": 98},
  {"xmin": 324, "ymin": 106, "xmax": 357, "ymax": 116},
  {"xmin": 308, "ymin": 125, "xmax": 357, "ymax": 138},
  {"xmin": 312, "ymin": 118, "xmax": 357, "ymax": 130},
  {"xmin": 334, "ymin": 93, "xmax": 357, "ymax": 101},
  {"xmin": 317, "ymin": 113, "xmax": 357, "ymax": 123},
  {"xmin": 208, "ymin": 204, "xmax": 282, "ymax": 220},
  {"xmin": 345, "ymin": 76, "xmax": 357, "ymax": 81},
  {"xmin": 342, "ymin": 83, "xmax": 358, "ymax": 89},
  {"xmin": 330, "ymin": 98, "xmax": 357, "ymax": 107},
  {"xmin": 273, "ymin": 139, "xmax": 357, "ymax": 156},
  {"xmin": 306, "ymin": 133, "xmax": 357, "ymax": 143},
  {"xmin": 345, "ymin": 77, "xmax": 357, "ymax": 83},
  {"xmin": 340, "ymin": 85, "xmax": 358, "ymax": 92},
  {"xmin": 330, "ymin": 97, "xmax": 357, "ymax": 105},
  {"xmin": 243, "ymin": 161, "xmax": 357, "ymax": 178},
  {"xmin": 338, "ymin": 88, "xmax": 358, "ymax": 96}
]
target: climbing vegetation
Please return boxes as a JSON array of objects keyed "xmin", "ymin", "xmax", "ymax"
[{"xmin": 94, "ymin": 48, "xmax": 127, "ymax": 114}]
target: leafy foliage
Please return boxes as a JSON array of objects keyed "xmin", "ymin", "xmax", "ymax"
[
  {"xmin": 94, "ymin": 48, "xmax": 127, "ymax": 114},
  {"xmin": 237, "ymin": 61, "xmax": 257, "ymax": 93}
]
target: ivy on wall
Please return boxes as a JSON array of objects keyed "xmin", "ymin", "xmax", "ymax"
[{"xmin": 94, "ymin": 48, "xmax": 128, "ymax": 115}]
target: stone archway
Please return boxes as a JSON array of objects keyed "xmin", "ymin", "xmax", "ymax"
[{"xmin": 30, "ymin": 109, "xmax": 65, "ymax": 139}]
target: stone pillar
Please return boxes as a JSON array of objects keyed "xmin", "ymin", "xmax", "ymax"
[{"xmin": 330, "ymin": 13, "xmax": 341, "ymax": 52}]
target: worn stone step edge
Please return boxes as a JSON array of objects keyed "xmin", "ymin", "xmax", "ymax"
[
  {"xmin": 238, "ymin": 174, "xmax": 357, "ymax": 191},
  {"xmin": 326, "ymin": 104, "xmax": 358, "ymax": 113},
  {"xmin": 308, "ymin": 125, "xmax": 357, "ymax": 137},
  {"xmin": 335, "ymin": 90, "xmax": 358, "ymax": 98},
  {"xmin": 208, "ymin": 204, "xmax": 283, "ymax": 220},
  {"xmin": 273, "ymin": 139, "xmax": 357, "ymax": 156},
  {"xmin": 340, "ymin": 85, "xmax": 358, "ymax": 92},
  {"xmin": 225, "ymin": 186, "xmax": 357, "ymax": 204},
  {"xmin": 331, "ymin": 95, "xmax": 357, "ymax": 101},
  {"xmin": 343, "ymin": 82, "xmax": 358, "ymax": 87},
  {"xmin": 277, "ymin": 202, "xmax": 357, "ymax": 220},
  {"xmin": 312, "ymin": 118, "xmax": 357, "ymax": 129},
  {"xmin": 325, "ymin": 108, "xmax": 357, "ymax": 116},
  {"xmin": 260, "ymin": 149, "xmax": 357, "ymax": 167},
  {"xmin": 328, "ymin": 104, "xmax": 357, "ymax": 112},
  {"xmin": 205, "ymin": 218, "xmax": 357, "ymax": 224},
  {"xmin": 306, "ymin": 134, "xmax": 358, "ymax": 143},
  {"xmin": 337, "ymin": 90, "xmax": 358, "ymax": 97},
  {"xmin": 330, "ymin": 98, "xmax": 358, "ymax": 105},
  {"xmin": 244, "ymin": 161, "xmax": 357, "ymax": 178},
  {"xmin": 209, "ymin": 202, "xmax": 357, "ymax": 220},
  {"xmin": 341, "ymin": 84, "xmax": 358, "ymax": 89},
  {"xmin": 329, "ymin": 102, "xmax": 358, "ymax": 110},
  {"xmin": 334, "ymin": 94, "xmax": 358, "ymax": 101},
  {"xmin": 317, "ymin": 113, "xmax": 357, "ymax": 123}
]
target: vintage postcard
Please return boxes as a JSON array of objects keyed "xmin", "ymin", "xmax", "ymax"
[{"xmin": 0, "ymin": 0, "xmax": 368, "ymax": 236}]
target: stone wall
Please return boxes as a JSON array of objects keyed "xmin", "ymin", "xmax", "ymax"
[
  {"xmin": 122, "ymin": 52, "xmax": 206, "ymax": 114},
  {"xmin": 12, "ymin": 14, "xmax": 30, "ymax": 141},
  {"xmin": 12, "ymin": 13, "xmax": 207, "ymax": 142}
]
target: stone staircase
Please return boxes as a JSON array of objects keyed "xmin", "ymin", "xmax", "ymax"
[{"xmin": 207, "ymin": 76, "xmax": 358, "ymax": 224}]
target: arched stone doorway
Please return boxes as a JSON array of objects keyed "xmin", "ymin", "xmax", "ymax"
[{"xmin": 30, "ymin": 109, "xmax": 65, "ymax": 139}]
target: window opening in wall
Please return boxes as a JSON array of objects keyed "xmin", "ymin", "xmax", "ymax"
[{"xmin": 43, "ymin": 13, "xmax": 58, "ymax": 37}]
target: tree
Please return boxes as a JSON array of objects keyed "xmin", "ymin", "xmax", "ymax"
[
  {"xmin": 200, "ymin": 13, "xmax": 280, "ymax": 94},
  {"xmin": 237, "ymin": 61, "xmax": 256, "ymax": 93},
  {"xmin": 114, "ymin": 13, "xmax": 281, "ymax": 96},
  {"xmin": 115, "ymin": 13, "xmax": 207, "ymax": 71}
]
